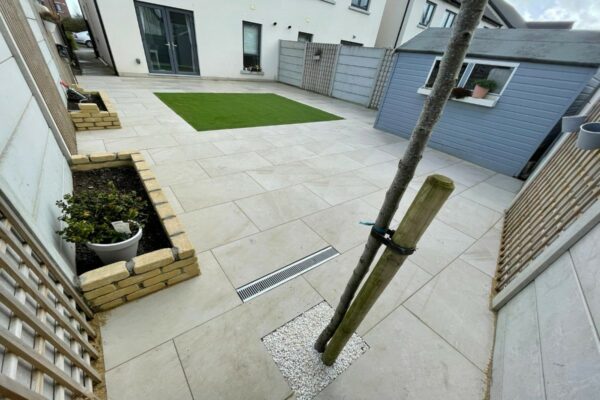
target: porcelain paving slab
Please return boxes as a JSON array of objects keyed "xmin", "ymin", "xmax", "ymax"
[
  {"xmin": 459, "ymin": 225, "xmax": 502, "ymax": 277},
  {"xmin": 180, "ymin": 202, "xmax": 259, "ymax": 251},
  {"xmin": 343, "ymin": 148, "xmax": 398, "ymax": 166},
  {"xmin": 151, "ymin": 160, "xmax": 209, "ymax": 186},
  {"xmin": 103, "ymin": 134, "xmax": 178, "ymax": 152},
  {"xmin": 304, "ymin": 175, "xmax": 379, "ymax": 205},
  {"xmin": 174, "ymin": 278, "xmax": 322, "ymax": 400},
  {"xmin": 148, "ymin": 142, "xmax": 224, "ymax": 164},
  {"xmin": 213, "ymin": 220, "xmax": 328, "ymax": 288},
  {"xmin": 436, "ymin": 195, "xmax": 502, "ymax": 239},
  {"xmin": 171, "ymin": 172, "xmax": 264, "ymax": 211},
  {"xmin": 462, "ymin": 182, "xmax": 515, "ymax": 213},
  {"xmin": 299, "ymin": 140, "xmax": 356, "ymax": 156},
  {"xmin": 435, "ymin": 162, "xmax": 496, "ymax": 187},
  {"xmin": 301, "ymin": 154, "xmax": 364, "ymax": 176},
  {"xmin": 408, "ymin": 219, "xmax": 476, "ymax": 275},
  {"xmin": 213, "ymin": 138, "xmax": 274, "ymax": 154},
  {"xmin": 302, "ymin": 200, "xmax": 379, "ymax": 252},
  {"xmin": 236, "ymin": 185, "xmax": 330, "ymax": 231},
  {"xmin": 354, "ymin": 161, "xmax": 398, "ymax": 188},
  {"xmin": 197, "ymin": 152, "xmax": 272, "ymax": 177},
  {"xmin": 100, "ymin": 252, "xmax": 241, "ymax": 370},
  {"xmin": 405, "ymin": 259, "xmax": 495, "ymax": 370},
  {"xmin": 247, "ymin": 161, "xmax": 324, "ymax": 191},
  {"xmin": 105, "ymin": 341, "xmax": 193, "ymax": 400},
  {"xmin": 316, "ymin": 306, "xmax": 486, "ymax": 400},
  {"xmin": 259, "ymin": 145, "xmax": 318, "ymax": 165}
]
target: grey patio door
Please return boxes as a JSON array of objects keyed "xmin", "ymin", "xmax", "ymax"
[{"xmin": 135, "ymin": 1, "xmax": 199, "ymax": 75}]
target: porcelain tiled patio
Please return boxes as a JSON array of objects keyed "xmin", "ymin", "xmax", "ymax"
[{"xmin": 77, "ymin": 75, "xmax": 522, "ymax": 400}]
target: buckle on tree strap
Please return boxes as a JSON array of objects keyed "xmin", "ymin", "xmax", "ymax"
[{"xmin": 369, "ymin": 226, "xmax": 416, "ymax": 256}]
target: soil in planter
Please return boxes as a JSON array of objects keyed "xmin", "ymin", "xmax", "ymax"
[
  {"xmin": 73, "ymin": 167, "xmax": 171, "ymax": 275},
  {"xmin": 67, "ymin": 93, "xmax": 108, "ymax": 112}
]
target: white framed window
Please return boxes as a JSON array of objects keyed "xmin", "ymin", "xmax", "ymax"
[
  {"xmin": 420, "ymin": 1, "xmax": 437, "ymax": 27},
  {"xmin": 420, "ymin": 57, "xmax": 519, "ymax": 107},
  {"xmin": 351, "ymin": 0, "xmax": 370, "ymax": 10},
  {"xmin": 442, "ymin": 10, "xmax": 457, "ymax": 28}
]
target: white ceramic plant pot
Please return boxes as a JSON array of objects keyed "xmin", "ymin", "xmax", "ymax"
[
  {"xmin": 562, "ymin": 115, "xmax": 587, "ymax": 133},
  {"xmin": 86, "ymin": 226, "xmax": 142, "ymax": 264},
  {"xmin": 577, "ymin": 122, "xmax": 600, "ymax": 151}
]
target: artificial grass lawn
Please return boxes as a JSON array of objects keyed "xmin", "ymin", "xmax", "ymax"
[{"xmin": 154, "ymin": 92, "xmax": 343, "ymax": 131}]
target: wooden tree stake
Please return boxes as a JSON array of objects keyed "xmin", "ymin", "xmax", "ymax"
[{"xmin": 321, "ymin": 174, "xmax": 454, "ymax": 366}]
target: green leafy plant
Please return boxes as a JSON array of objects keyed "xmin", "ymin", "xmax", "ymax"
[
  {"xmin": 474, "ymin": 79, "xmax": 497, "ymax": 91},
  {"xmin": 56, "ymin": 182, "xmax": 148, "ymax": 245}
]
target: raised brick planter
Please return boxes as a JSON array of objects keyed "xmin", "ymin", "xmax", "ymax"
[
  {"xmin": 72, "ymin": 151, "xmax": 200, "ymax": 312},
  {"xmin": 69, "ymin": 88, "xmax": 122, "ymax": 131}
]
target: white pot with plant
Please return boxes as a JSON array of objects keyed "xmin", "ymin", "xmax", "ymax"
[
  {"xmin": 56, "ymin": 182, "xmax": 147, "ymax": 264},
  {"xmin": 472, "ymin": 79, "xmax": 497, "ymax": 99}
]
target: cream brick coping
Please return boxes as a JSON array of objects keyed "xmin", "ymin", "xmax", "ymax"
[
  {"xmin": 73, "ymin": 151, "xmax": 200, "ymax": 312},
  {"xmin": 69, "ymin": 86, "xmax": 122, "ymax": 131}
]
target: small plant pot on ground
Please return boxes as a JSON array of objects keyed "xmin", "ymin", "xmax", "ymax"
[
  {"xmin": 86, "ymin": 224, "xmax": 143, "ymax": 264},
  {"xmin": 577, "ymin": 122, "xmax": 600, "ymax": 150},
  {"xmin": 562, "ymin": 115, "xmax": 587, "ymax": 133}
]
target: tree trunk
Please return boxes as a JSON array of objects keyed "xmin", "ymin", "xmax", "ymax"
[
  {"xmin": 322, "ymin": 175, "xmax": 454, "ymax": 365},
  {"xmin": 314, "ymin": 0, "xmax": 490, "ymax": 353}
]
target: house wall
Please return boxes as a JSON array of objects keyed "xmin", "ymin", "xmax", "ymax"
[
  {"xmin": 92, "ymin": 0, "xmax": 385, "ymax": 80},
  {"xmin": 374, "ymin": 52, "xmax": 596, "ymax": 176},
  {"xmin": 490, "ymin": 222, "xmax": 600, "ymax": 400},
  {"xmin": 0, "ymin": 0, "xmax": 76, "ymax": 279},
  {"xmin": 79, "ymin": 0, "xmax": 113, "ymax": 67},
  {"xmin": 375, "ymin": 0, "xmax": 501, "ymax": 48}
]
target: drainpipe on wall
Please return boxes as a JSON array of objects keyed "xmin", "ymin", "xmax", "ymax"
[{"xmin": 394, "ymin": 0, "xmax": 412, "ymax": 49}]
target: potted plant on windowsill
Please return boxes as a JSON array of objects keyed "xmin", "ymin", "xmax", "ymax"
[
  {"xmin": 56, "ymin": 181, "xmax": 148, "ymax": 264},
  {"xmin": 472, "ymin": 79, "xmax": 497, "ymax": 99}
]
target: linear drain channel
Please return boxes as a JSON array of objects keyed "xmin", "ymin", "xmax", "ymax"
[{"xmin": 236, "ymin": 246, "xmax": 339, "ymax": 302}]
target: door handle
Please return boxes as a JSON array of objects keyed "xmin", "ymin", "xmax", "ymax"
[{"xmin": 165, "ymin": 43, "xmax": 171, "ymax": 47}]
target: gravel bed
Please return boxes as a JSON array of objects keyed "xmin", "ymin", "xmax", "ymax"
[{"xmin": 262, "ymin": 302, "xmax": 369, "ymax": 400}]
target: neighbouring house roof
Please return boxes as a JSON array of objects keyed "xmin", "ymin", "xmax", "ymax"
[
  {"xmin": 442, "ymin": 0, "xmax": 503, "ymax": 26},
  {"xmin": 396, "ymin": 28, "xmax": 600, "ymax": 67},
  {"xmin": 487, "ymin": 0, "xmax": 574, "ymax": 29}
]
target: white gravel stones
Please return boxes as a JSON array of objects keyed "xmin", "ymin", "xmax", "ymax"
[{"xmin": 262, "ymin": 301, "xmax": 369, "ymax": 400}]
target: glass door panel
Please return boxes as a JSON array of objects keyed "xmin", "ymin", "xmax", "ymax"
[
  {"xmin": 136, "ymin": 4, "xmax": 174, "ymax": 73},
  {"xmin": 167, "ymin": 10, "xmax": 197, "ymax": 74}
]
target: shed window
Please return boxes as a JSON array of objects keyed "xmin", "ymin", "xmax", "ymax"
[
  {"xmin": 420, "ymin": 1, "xmax": 437, "ymax": 27},
  {"xmin": 442, "ymin": 10, "xmax": 457, "ymax": 28},
  {"xmin": 243, "ymin": 21, "xmax": 261, "ymax": 70},
  {"xmin": 423, "ymin": 58, "xmax": 517, "ymax": 96},
  {"xmin": 351, "ymin": 0, "xmax": 370, "ymax": 11}
]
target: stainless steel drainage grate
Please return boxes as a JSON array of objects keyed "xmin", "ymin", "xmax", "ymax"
[{"xmin": 236, "ymin": 246, "xmax": 339, "ymax": 302}]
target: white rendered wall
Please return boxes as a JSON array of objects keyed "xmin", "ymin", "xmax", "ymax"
[
  {"xmin": 376, "ymin": 0, "xmax": 501, "ymax": 48},
  {"xmin": 79, "ymin": 0, "xmax": 114, "ymax": 67},
  {"xmin": 95, "ymin": 0, "xmax": 386, "ymax": 80},
  {"xmin": 0, "ymin": 14, "xmax": 75, "ymax": 279}
]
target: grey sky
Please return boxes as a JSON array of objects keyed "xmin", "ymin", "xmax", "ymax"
[
  {"xmin": 66, "ymin": 0, "xmax": 81, "ymax": 16},
  {"xmin": 505, "ymin": 0, "xmax": 600, "ymax": 29}
]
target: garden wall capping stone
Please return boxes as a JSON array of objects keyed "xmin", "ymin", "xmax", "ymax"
[
  {"xmin": 72, "ymin": 151, "xmax": 201, "ymax": 312},
  {"xmin": 69, "ymin": 86, "xmax": 122, "ymax": 131}
]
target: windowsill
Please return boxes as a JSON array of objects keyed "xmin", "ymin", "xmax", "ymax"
[
  {"xmin": 240, "ymin": 70, "xmax": 264, "ymax": 76},
  {"xmin": 348, "ymin": 6, "xmax": 370, "ymax": 15},
  {"xmin": 417, "ymin": 87, "xmax": 499, "ymax": 107},
  {"xmin": 320, "ymin": 0, "xmax": 336, "ymax": 4},
  {"xmin": 417, "ymin": 23, "xmax": 428, "ymax": 29}
]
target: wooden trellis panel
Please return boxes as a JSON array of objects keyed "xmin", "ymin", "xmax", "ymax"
[
  {"xmin": 369, "ymin": 49, "xmax": 394, "ymax": 110},
  {"xmin": 0, "ymin": 194, "xmax": 100, "ymax": 400},
  {"xmin": 302, "ymin": 42, "xmax": 340, "ymax": 96},
  {"xmin": 494, "ymin": 101, "xmax": 600, "ymax": 298}
]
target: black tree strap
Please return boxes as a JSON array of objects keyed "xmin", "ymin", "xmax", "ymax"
[{"xmin": 369, "ymin": 226, "xmax": 416, "ymax": 256}]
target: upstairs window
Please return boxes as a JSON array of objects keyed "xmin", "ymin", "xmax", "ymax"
[
  {"xmin": 242, "ymin": 21, "xmax": 261, "ymax": 70},
  {"xmin": 341, "ymin": 40, "xmax": 363, "ymax": 47},
  {"xmin": 420, "ymin": 1, "xmax": 437, "ymax": 27},
  {"xmin": 298, "ymin": 32, "xmax": 313, "ymax": 43},
  {"xmin": 442, "ymin": 10, "xmax": 457, "ymax": 28},
  {"xmin": 423, "ymin": 57, "xmax": 517, "ymax": 96},
  {"xmin": 351, "ymin": 0, "xmax": 370, "ymax": 11}
]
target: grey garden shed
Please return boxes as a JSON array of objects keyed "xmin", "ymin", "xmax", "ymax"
[{"xmin": 375, "ymin": 29, "xmax": 600, "ymax": 177}]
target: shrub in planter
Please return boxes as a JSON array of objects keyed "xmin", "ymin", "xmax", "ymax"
[
  {"xmin": 57, "ymin": 182, "xmax": 148, "ymax": 264},
  {"xmin": 472, "ymin": 79, "xmax": 497, "ymax": 99}
]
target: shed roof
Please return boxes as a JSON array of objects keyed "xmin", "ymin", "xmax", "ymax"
[{"xmin": 397, "ymin": 29, "xmax": 600, "ymax": 67}]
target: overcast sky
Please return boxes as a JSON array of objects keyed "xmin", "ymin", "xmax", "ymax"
[
  {"xmin": 505, "ymin": 0, "xmax": 599, "ymax": 29},
  {"xmin": 66, "ymin": 0, "xmax": 598, "ymax": 29}
]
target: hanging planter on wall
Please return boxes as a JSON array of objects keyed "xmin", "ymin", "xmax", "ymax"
[
  {"xmin": 562, "ymin": 115, "xmax": 587, "ymax": 133},
  {"xmin": 577, "ymin": 122, "xmax": 600, "ymax": 150},
  {"xmin": 313, "ymin": 49, "xmax": 322, "ymax": 61}
]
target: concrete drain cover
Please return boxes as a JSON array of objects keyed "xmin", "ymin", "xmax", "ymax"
[{"xmin": 262, "ymin": 302, "xmax": 369, "ymax": 400}]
